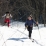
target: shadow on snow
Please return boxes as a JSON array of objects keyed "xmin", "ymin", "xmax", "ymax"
[{"xmin": 8, "ymin": 37, "xmax": 28, "ymax": 42}]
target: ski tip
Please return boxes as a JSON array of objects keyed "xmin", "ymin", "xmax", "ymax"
[{"xmin": 32, "ymin": 41, "xmax": 34, "ymax": 42}]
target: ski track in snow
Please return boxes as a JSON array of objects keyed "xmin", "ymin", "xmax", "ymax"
[{"xmin": 0, "ymin": 21, "xmax": 46, "ymax": 46}]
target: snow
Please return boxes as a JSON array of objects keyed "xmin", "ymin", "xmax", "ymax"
[{"xmin": 0, "ymin": 21, "xmax": 46, "ymax": 46}]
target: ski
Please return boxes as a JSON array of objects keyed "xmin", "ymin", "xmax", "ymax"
[
  {"xmin": 32, "ymin": 39, "xmax": 34, "ymax": 42},
  {"xmin": 29, "ymin": 38, "xmax": 34, "ymax": 42}
]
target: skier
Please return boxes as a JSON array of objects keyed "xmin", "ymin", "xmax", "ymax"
[
  {"xmin": 25, "ymin": 15, "xmax": 38, "ymax": 39},
  {"xmin": 2, "ymin": 12, "xmax": 12, "ymax": 27}
]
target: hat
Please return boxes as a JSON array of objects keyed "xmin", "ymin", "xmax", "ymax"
[
  {"xmin": 29, "ymin": 15, "xmax": 32, "ymax": 18},
  {"xmin": 6, "ymin": 12, "xmax": 9, "ymax": 14}
]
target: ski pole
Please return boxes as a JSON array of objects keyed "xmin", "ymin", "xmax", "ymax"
[{"xmin": 37, "ymin": 24, "xmax": 41, "ymax": 40}]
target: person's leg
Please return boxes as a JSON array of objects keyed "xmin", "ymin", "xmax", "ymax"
[
  {"xmin": 29, "ymin": 31, "xmax": 31, "ymax": 39},
  {"xmin": 27, "ymin": 26, "xmax": 32, "ymax": 39},
  {"xmin": 28, "ymin": 27, "xmax": 32, "ymax": 39},
  {"xmin": 7, "ymin": 19, "xmax": 10, "ymax": 27},
  {"xmin": 8, "ymin": 22, "xmax": 9, "ymax": 27}
]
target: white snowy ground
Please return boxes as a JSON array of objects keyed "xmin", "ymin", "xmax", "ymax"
[{"xmin": 0, "ymin": 21, "xmax": 46, "ymax": 46}]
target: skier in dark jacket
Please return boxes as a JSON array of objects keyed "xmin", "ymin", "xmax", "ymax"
[{"xmin": 25, "ymin": 15, "xmax": 38, "ymax": 39}]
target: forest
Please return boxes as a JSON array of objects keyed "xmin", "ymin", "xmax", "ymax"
[{"xmin": 0, "ymin": 0, "xmax": 46, "ymax": 24}]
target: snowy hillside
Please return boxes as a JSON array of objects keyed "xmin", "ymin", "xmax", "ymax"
[{"xmin": 0, "ymin": 21, "xmax": 46, "ymax": 46}]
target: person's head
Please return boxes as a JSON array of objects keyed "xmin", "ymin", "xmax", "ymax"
[
  {"xmin": 27, "ymin": 15, "xmax": 32, "ymax": 20},
  {"xmin": 6, "ymin": 12, "xmax": 10, "ymax": 15},
  {"xmin": 6, "ymin": 12, "xmax": 10, "ymax": 14}
]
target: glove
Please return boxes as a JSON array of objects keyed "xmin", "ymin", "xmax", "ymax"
[
  {"xmin": 36, "ymin": 24, "xmax": 38, "ymax": 26},
  {"xmin": 36, "ymin": 21, "xmax": 38, "ymax": 26}
]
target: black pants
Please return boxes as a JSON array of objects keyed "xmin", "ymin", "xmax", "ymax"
[{"xmin": 27, "ymin": 26, "xmax": 32, "ymax": 38}]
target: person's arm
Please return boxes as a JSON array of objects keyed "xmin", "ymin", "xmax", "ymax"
[
  {"xmin": 32, "ymin": 19, "xmax": 38, "ymax": 26},
  {"xmin": 25, "ymin": 20, "xmax": 28, "ymax": 28},
  {"xmin": 2, "ymin": 14, "xmax": 6, "ymax": 17},
  {"xmin": 10, "ymin": 14, "xmax": 12, "ymax": 18},
  {"xmin": 25, "ymin": 20, "xmax": 28, "ymax": 26},
  {"xmin": 32, "ymin": 19, "xmax": 36, "ymax": 24},
  {"xmin": 25, "ymin": 20, "xmax": 28, "ymax": 29}
]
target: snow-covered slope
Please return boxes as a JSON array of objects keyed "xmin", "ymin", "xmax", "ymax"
[{"xmin": 0, "ymin": 21, "xmax": 46, "ymax": 46}]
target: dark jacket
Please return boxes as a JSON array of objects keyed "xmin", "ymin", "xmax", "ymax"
[{"xmin": 25, "ymin": 19, "xmax": 36, "ymax": 27}]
